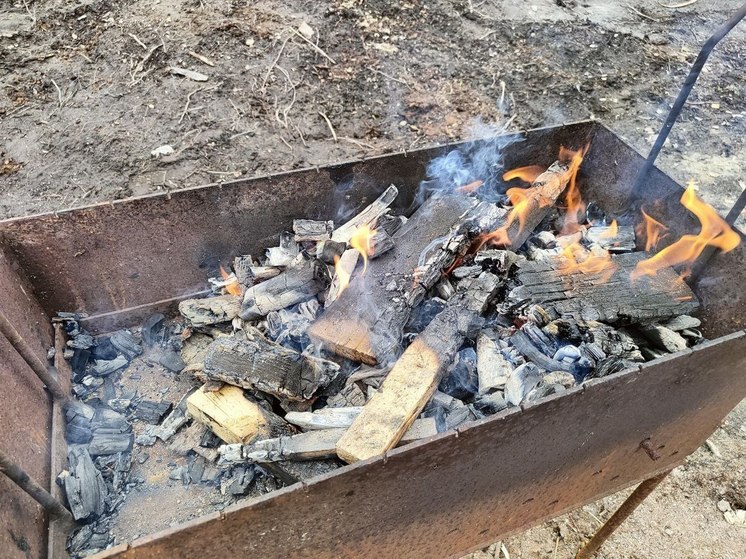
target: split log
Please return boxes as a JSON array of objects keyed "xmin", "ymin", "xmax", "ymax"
[
  {"xmin": 476, "ymin": 330, "xmax": 512, "ymax": 394},
  {"xmin": 240, "ymin": 256, "xmax": 329, "ymax": 320},
  {"xmin": 88, "ymin": 432, "xmax": 134, "ymax": 456},
  {"xmin": 325, "ymin": 249, "xmax": 359, "ymax": 307},
  {"xmin": 331, "ymin": 185, "xmax": 399, "ymax": 243},
  {"xmin": 639, "ymin": 323, "xmax": 688, "ymax": 353},
  {"xmin": 201, "ymin": 333, "xmax": 339, "ymax": 401},
  {"xmin": 309, "ymin": 195, "xmax": 505, "ymax": 365},
  {"xmin": 63, "ymin": 446, "xmax": 107, "ymax": 521},
  {"xmin": 179, "ymin": 295, "xmax": 242, "ymax": 327},
  {"xmin": 585, "ymin": 224, "xmax": 635, "ymax": 252},
  {"xmin": 186, "ymin": 384, "xmax": 292, "ymax": 444},
  {"xmin": 293, "ymin": 219, "xmax": 334, "ymax": 242},
  {"xmin": 509, "ymin": 251, "xmax": 700, "ymax": 323},
  {"xmin": 285, "ymin": 407, "xmax": 363, "ymax": 430},
  {"xmin": 219, "ymin": 417, "xmax": 437, "ymax": 465},
  {"xmin": 335, "ymin": 272, "xmax": 500, "ymax": 463}
]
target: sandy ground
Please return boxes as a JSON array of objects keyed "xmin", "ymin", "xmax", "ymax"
[{"xmin": 1, "ymin": 0, "xmax": 745, "ymax": 557}]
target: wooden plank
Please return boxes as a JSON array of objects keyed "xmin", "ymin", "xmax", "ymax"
[
  {"xmin": 309, "ymin": 196, "xmax": 504, "ymax": 365},
  {"xmin": 331, "ymin": 185, "xmax": 399, "ymax": 243},
  {"xmin": 336, "ymin": 273, "xmax": 500, "ymax": 463},
  {"xmin": 509, "ymin": 251, "xmax": 699, "ymax": 323},
  {"xmin": 186, "ymin": 385, "xmax": 291, "ymax": 444}
]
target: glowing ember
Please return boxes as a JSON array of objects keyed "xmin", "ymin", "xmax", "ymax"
[
  {"xmin": 503, "ymin": 165, "xmax": 546, "ymax": 183},
  {"xmin": 219, "ymin": 265, "xmax": 242, "ymax": 296},
  {"xmin": 350, "ymin": 225, "xmax": 376, "ymax": 274},
  {"xmin": 638, "ymin": 209, "xmax": 669, "ymax": 251},
  {"xmin": 561, "ymin": 241, "xmax": 617, "ymax": 283},
  {"xmin": 632, "ymin": 181, "xmax": 741, "ymax": 280}
]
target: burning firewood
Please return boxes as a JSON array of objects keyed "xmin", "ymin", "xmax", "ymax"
[
  {"xmin": 509, "ymin": 251, "xmax": 700, "ymax": 323},
  {"xmin": 309, "ymin": 196, "xmax": 505, "ymax": 365},
  {"xmin": 199, "ymin": 331, "xmax": 339, "ymax": 401},
  {"xmin": 179, "ymin": 294, "xmax": 242, "ymax": 326},
  {"xmin": 330, "ymin": 184, "xmax": 399, "ymax": 243},
  {"xmin": 585, "ymin": 222, "xmax": 636, "ymax": 253},
  {"xmin": 186, "ymin": 384, "xmax": 293, "ymax": 444},
  {"xmin": 219, "ymin": 417, "xmax": 437, "ymax": 465},
  {"xmin": 335, "ymin": 272, "xmax": 500, "ymax": 464},
  {"xmin": 293, "ymin": 219, "xmax": 334, "ymax": 242},
  {"xmin": 240, "ymin": 255, "xmax": 329, "ymax": 320}
]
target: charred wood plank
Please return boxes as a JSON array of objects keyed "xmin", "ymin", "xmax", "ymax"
[
  {"xmin": 179, "ymin": 295, "xmax": 242, "ymax": 327},
  {"xmin": 509, "ymin": 252, "xmax": 699, "ymax": 323},
  {"xmin": 335, "ymin": 272, "xmax": 500, "ymax": 463},
  {"xmin": 285, "ymin": 407, "xmax": 363, "ymax": 430},
  {"xmin": 240, "ymin": 256, "xmax": 329, "ymax": 320},
  {"xmin": 309, "ymin": 196, "xmax": 505, "ymax": 365},
  {"xmin": 331, "ymin": 185, "xmax": 398, "ymax": 243},
  {"xmin": 201, "ymin": 333, "xmax": 339, "ymax": 401}
]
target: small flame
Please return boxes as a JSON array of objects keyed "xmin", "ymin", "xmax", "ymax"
[
  {"xmin": 220, "ymin": 265, "xmax": 242, "ymax": 296},
  {"xmin": 638, "ymin": 209, "xmax": 669, "ymax": 251},
  {"xmin": 562, "ymin": 242, "xmax": 617, "ymax": 283},
  {"xmin": 559, "ymin": 145, "xmax": 590, "ymax": 234},
  {"xmin": 333, "ymin": 254, "xmax": 351, "ymax": 293},
  {"xmin": 503, "ymin": 165, "xmax": 546, "ymax": 184},
  {"xmin": 350, "ymin": 225, "xmax": 376, "ymax": 274},
  {"xmin": 456, "ymin": 180, "xmax": 484, "ymax": 194},
  {"xmin": 598, "ymin": 219, "xmax": 618, "ymax": 239},
  {"xmin": 632, "ymin": 182, "xmax": 741, "ymax": 280}
]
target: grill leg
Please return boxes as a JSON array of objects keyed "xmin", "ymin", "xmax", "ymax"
[{"xmin": 575, "ymin": 470, "xmax": 671, "ymax": 559}]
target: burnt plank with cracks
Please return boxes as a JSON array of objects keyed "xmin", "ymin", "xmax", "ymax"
[
  {"xmin": 202, "ymin": 333, "xmax": 339, "ymax": 401},
  {"xmin": 336, "ymin": 272, "xmax": 500, "ymax": 464},
  {"xmin": 509, "ymin": 252, "xmax": 699, "ymax": 323},
  {"xmin": 309, "ymin": 195, "xmax": 504, "ymax": 365}
]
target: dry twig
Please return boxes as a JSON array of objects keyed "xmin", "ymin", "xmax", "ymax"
[
  {"xmin": 626, "ymin": 3, "xmax": 661, "ymax": 22},
  {"xmin": 128, "ymin": 33, "xmax": 148, "ymax": 50},
  {"xmin": 261, "ymin": 36, "xmax": 291, "ymax": 92},
  {"xmin": 318, "ymin": 111, "xmax": 338, "ymax": 142},
  {"xmin": 658, "ymin": 0, "xmax": 700, "ymax": 8},
  {"xmin": 290, "ymin": 27, "xmax": 336, "ymax": 64}
]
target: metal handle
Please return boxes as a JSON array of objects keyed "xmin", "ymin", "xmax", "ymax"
[{"xmin": 631, "ymin": 2, "xmax": 746, "ymax": 225}]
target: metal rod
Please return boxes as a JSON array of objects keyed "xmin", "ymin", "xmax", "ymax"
[
  {"xmin": 631, "ymin": 3, "xmax": 746, "ymax": 199},
  {"xmin": 0, "ymin": 448, "xmax": 74, "ymax": 523},
  {"xmin": 0, "ymin": 310, "xmax": 68, "ymax": 401},
  {"xmin": 575, "ymin": 470, "xmax": 671, "ymax": 559}
]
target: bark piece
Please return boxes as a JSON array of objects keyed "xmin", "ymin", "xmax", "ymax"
[
  {"xmin": 335, "ymin": 272, "xmax": 500, "ymax": 463},
  {"xmin": 202, "ymin": 333, "xmax": 339, "ymax": 401},
  {"xmin": 179, "ymin": 295, "xmax": 241, "ymax": 327},
  {"xmin": 331, "ymin": 185, "xmax": 399, "ymax": 243},
  {"xmin": 186, "ymin": 384, "xmax": 291, "ymax": 444},
  {"xmin": 476, "ymin": 330, "xmax": 513, "ymax": 394},
  {"xmin": 310, "ymin": 196, "xmax": 505, "ymax": 365},
  {"xmin": 240, "ymin": 256, "xmax": 328, "ymax": 320},
  {"xmin": 509, "ymin": 252, "xmax": 700, "ymax": 323}
]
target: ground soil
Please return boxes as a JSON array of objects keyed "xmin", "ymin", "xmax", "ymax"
[{"xmin": 2, "ymin": 0, "xmax": 745, "ymax": 557}]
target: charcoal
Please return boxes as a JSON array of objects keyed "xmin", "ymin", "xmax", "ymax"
[
  {"xmin": 221, "ymin": 466, "xmax": 256, "ymax": 496},
  {"xmin": 141, "ymin": 313, "xmax": 167, "ymax": 346},
  {"xmin": 68, "ymin": 333, "xmax": 95, "ymax": 349},
  {"xmin": 159, "ymin": 350, "xmax": 186, "ymax": 373},
  {"xmin": 438, "ymin": 347, "xmax": 478, "ymax": 400},
  {"xmin": 82, "ymin": 376, "xmax": 104, "ymax": 389},
  {"xmin": 504, "ymin": 363, "xmax": 543, "ymax": 406},
  {"xmin": 542, "ymin": 371, "xmax": 576, "ymax": 388},
  {"xmin": 201, "ymin": 463, "xmax": 222, "ymax": 484},
  {"xmin": 64, "ymin": 446, "xmax": 107, "ymax": 521},
  {"xmin": 553, "ymin": 345, "xmax": 582, "ymax": 364},
  {"xmin": 66, "ymin": 422, "xmax": 93, "ymax": 444},
  {"xmin": 91, "ymin": 338, "xmax": 119, "ymax": 361},
  {"xmin": 102, "ymin": 377, "xmax": 117, "ymax": 402},
  {"xmin": 543, "ymin": 319, "xmax": 584, "ymax": 344},
  {"xmin": 523, "ymin": 323, "xmax": 558, "ymax": 357},
  {"xmin": 293, "ymin": 219, "xmax": 334, "ymax": 242},
  {"xmin": 435, "ymin": 277, "xmax": 455, "ymax": 300},
  {"xmin": 265, "ymin": 231, "xmax": 300, "ymax": 266},
  {"xmin": 318, "ymin": 240, "xmax": 347, "ymax": 264},
  {"xmin": 65, "ymin": 400, "xmax": 96, "ymax": 423},
  {"xmin": 71, "ymin": 347, "xmax": 92, "ymax": 377},
  {"xmin": 189, "ymin": 457, "xmax": 206, "ymax": 484},
  {"xmin": 169, "ymin": 422, "xmax": 205, "ymax": 456},
  {"xmin": 72, "ymin": 384, "xmax": 94, "ymax": 398},
  {"xmin": 474, "ymin": 391, "xmax": 508, "ymax": 414},
  {"xmin": 137, "ymin": 452, "xmax": 149, "ymax": 465},
  {"xmin": 526, "ymin": 304, "xmax": 551, "ymax": 327},
  {"xmin": 578, "ymin": 342, "xmax": 606, "ymax": 365},
  {"xmin": 663, "ymin": 314, "xmax": 701, "ymax": 332},
  {"xmin": 69, "ymin": 525, "xmax": 93, "ymax": 553},
  {"xmin": 510, "ymin": 331, "xmax": 578, "ymax": 375},
  {"xmin": 92, "ymin": 355, "xmax": 128, "ymax": 377},
  {"xmin": 405, "ymin": 297, "xmax": 446, "ymax": 333},
  {"xmin": 526, "ymin": 382, "xmax": 565, "ymax": 401},
  {"xmin": 297, "ymin": 299, "xmax": 320, "ymax": 320},
  {"xmin": 375, "ymin": 213, "xmax": 407, "ymax": 236},
  {"xmin": 641, "ymin": 347, "xmax": 666, "ymax": 361},
  {"xmin": 87, "ymin": 531, "xmax": 110, "ymax": 550},
  {"xmin": 200, "ymin": 429, "xmax": 222, "ymax": 448},
  {"xmin": 92, "ymin": 408, "xmax": 130, "ymax": 432},
  {"xmin": 135, "ymin": 428, "xmax": 157, "ymax": 446},
  {"xmin": 369, "ymin": 229, "xmax": 395, "ymax": 259},
  {"xmin": 473, "ymin": 249, "xmax": 520, "ymax": 273},
  {"xmin": 680, "ymin": 328, "xmax": 703, "ymax": 341},
  {"xmin": 169, "ymin": 466, "xmax": 184, "ymax": 481},
  {"xmin": 107, "ymin": 398, "xmax": 132, "ymax": 413},
  {"xmin": 110, "ymin": 330, "xmax": 142, "ymax": 359},
  {"xmin": 585, "ymin": 224, "xmax": 635, "ymax": 253},
  {"xmin": 154, "ymin": 390, "xmax": 194, "ymax": 441},
  {"xmin": 134, "ymin": 400, "xmax": 172, "ymax": 424},
  {"xmin": 326, "ymin": 382, "xmax": 366, "ymax": 408},
  {"xmin": 533, "ymin": 231, "xmax": 556, "ymax": 248},
  {"xmin": 88, "ymin": 432, "xmax": 134, "ymax": 456},
  {"xmin": 451, "ymin": 265, "xmax": 482, "ymax": 279},
  {"xmin": 234, "ymin": 255, "xmax": 256, "ymax": 287}
]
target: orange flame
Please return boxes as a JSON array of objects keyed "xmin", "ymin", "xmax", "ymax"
[
  {"xmin": 631, "ymin": 182, "xmax": 741, "ymax": 280},
  {"xmin": 562, "ymin": 242, "xmax": 618, "ymax": 283},
  {"xmin": 503, "ymin": 165, "xmax": 546, "ymax": 184},
  {"xmin": 333, "ymin": 254, "xmax": 351, "ymax": 293},
  {"xmin": 219, "ymin": 265, "xmax": 242, "ymax": 296},
  {"xmin": 350, "ymin": 225, "xmax": 376, "ymax": 274},
  {"xmin": 598, "ymin": 219, "xmax": 618, "ymax": 239},
  {"xmin": 559, "ymin": 145, "xmax": 590, "ymax": 234},
  {"xmin": 456, "ymin": 180, "xmax": 484, "ymax": 194},
  {"xmin": 638, "ymin": 209, "xmax": 669, "ymax": 251}
]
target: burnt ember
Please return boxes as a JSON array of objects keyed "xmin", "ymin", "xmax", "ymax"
[{"xmin": 57, "ymin": 143, "xmax": 740, "ymax": 557}]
